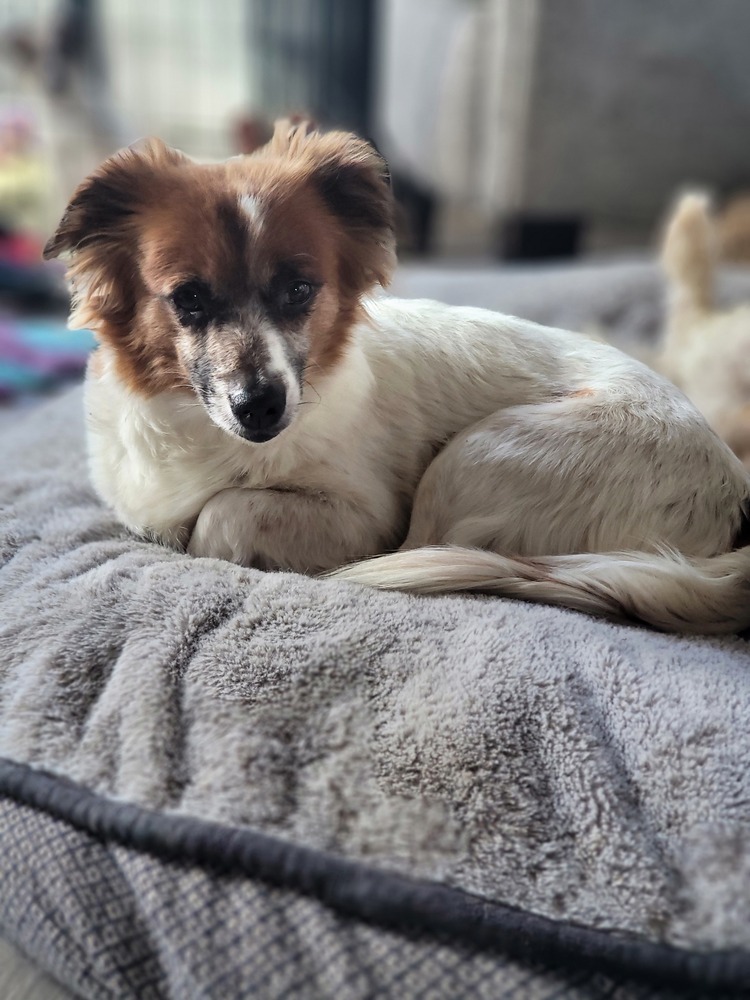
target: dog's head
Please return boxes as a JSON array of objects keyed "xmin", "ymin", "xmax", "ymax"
[{"xmin": 45, "ymin": 121, "xmax": 395, "ymax": 443}]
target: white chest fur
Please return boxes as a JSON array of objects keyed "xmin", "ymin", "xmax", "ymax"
[{"xmin": 85, "ymin": 338, "xmax": 386, "ymax": 546}]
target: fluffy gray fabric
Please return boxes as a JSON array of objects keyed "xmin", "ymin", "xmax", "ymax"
[
  {"xmin": 392, "ymin": 257, "xmax": 750, "ymax": 353},
  {"xmin": 1, "ymin": 261, "xmax": 750, "ymax": 961}
]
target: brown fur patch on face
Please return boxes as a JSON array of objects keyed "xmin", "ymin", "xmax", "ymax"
[
  {"xmin": 46, "ymin": 125, "xmax": 396, "ymax": 397},
  {"xmin": 224, "ymin": 126, "xmax": 396, "ymax": 375},
  {"xmin": 43, "ymin": 139, "xmax": 192, "ymax": 394},
  {"xmin": 233, "ymin": 180, "xmax": 357, "ymax": 374}
]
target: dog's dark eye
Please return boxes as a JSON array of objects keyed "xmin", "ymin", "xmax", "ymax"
[
  {"xmin": 170, "ymin": 282, "xmax": 209, "ymax": 323},
  {"xmin": 282, "ymin": 280, "xmax": 313, "ymax": 310}
]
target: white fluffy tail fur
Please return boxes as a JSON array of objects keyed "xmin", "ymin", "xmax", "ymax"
[
  {"xmin": 661, "ymin": 191, "xmax": 715, "ymax": 338},
  {"xmin": 328, "ymin": 546, "xmax": 750, "ymax": 634}
]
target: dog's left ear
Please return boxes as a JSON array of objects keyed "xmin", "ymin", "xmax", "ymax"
[{"xmin": 303, "ymin": 130, "xmax": 397, "ymax": 292}]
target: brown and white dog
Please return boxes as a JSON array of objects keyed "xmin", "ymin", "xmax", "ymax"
[{"xmin": 45, "ymin": 121, "xmax": 750, "ymax": 633}]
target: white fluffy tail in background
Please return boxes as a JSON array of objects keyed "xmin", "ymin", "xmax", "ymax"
[{"xmin": 661, "ymin": 191, "xmax": 716, "ymax": 339}]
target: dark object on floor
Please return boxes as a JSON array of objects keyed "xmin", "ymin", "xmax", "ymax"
[
  {"xmin": 501, "ymin": 214, "xmax": 584, "ymax": 261},
  {"xmin": 391, "ymin": 173, "xmax": 436, "ymax": 257},
  {"xmin": 0, "ymin": 229, "xmax": 69, "ymax": 311}
]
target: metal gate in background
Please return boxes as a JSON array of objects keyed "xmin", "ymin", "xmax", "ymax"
[{"xmin": 247, "ymin": 0, "xmax": 376, "ymax": 138}]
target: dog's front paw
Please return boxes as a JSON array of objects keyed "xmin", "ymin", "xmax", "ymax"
[
  {"xmin": 187, "ymin": 516, "xmax": 237, "ymax": 562},
  {"xmin": 187, "ymin": 489, "xmax": 273, "ymax": 567}
]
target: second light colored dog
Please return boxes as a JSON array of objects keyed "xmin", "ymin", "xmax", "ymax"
[{"xmin": 661, "ymin": 191, "xmax": 750, "ymax": 468}]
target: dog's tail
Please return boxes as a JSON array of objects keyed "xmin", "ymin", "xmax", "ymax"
[
  {"xmin": 661, "ymin": 190, "xmax": 716, "ymax": 342},
  {"xmin": 327, "ymin": 545, "xmax": 750, "ymax": 634}
]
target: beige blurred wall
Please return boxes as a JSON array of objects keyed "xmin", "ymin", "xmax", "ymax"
[
  {"xmin": 102, "ymin": 0, "xmax": 252, "ymax": 158},
  {"xmin": 0, "ymin": 1, "xmax": 256, "ymax": 229},
  {"xmin": 523, "ymin": 0, "xmax": 750, "ymax": 252}
]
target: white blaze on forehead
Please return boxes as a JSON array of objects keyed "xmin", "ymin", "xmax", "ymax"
[{"xmin": 239, "ymin": 194, "xmax": 264, "ymax": 233}]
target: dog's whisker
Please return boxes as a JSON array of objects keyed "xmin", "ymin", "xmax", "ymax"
[{"xmin": 303, "ymin": 379, "xmax": 322, "ymax": 405}]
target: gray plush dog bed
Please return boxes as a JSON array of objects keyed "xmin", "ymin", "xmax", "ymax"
[{"xmin": 2, "ymin": 261, "xmax": 750, "ymax": 999}]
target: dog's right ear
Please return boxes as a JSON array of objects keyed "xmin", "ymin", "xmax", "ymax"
[
  {"xmin": 43, "ymin": 137, "xmax": 186, "ymax": 260},
  {"xmin": 44, "ymin": 139, "xmax": 187, "ymax": 331}
]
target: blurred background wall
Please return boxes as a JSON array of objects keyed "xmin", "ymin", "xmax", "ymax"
[
  {"xmin": 523, "ymin": 0, "xmax": 750, "ymax": 254},
  {"xmin": 1, "ymin": 0, "xmax": 750, "ymax": 402},
  {"xmin": 3, "ymin": 0, "xmax": 750, "ymax": 257}
]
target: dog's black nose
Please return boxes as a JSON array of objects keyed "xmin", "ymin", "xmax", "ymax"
[{"xmin": 230, "ymin": 381, "xmax": 287, "ymax": 441}]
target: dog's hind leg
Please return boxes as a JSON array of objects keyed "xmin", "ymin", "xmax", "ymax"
[{"xmin": 400, "ymin": 402, "xmax": 744, "ymax": 561}]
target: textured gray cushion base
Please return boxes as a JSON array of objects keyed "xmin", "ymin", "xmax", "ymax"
[
  {"xmin": 2, "ymin": 795, "xmax": 695, "ymax": 1000},
  {"xmin": 2, "ymin": 262, "xmax": 750, "ymax": 998}
]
